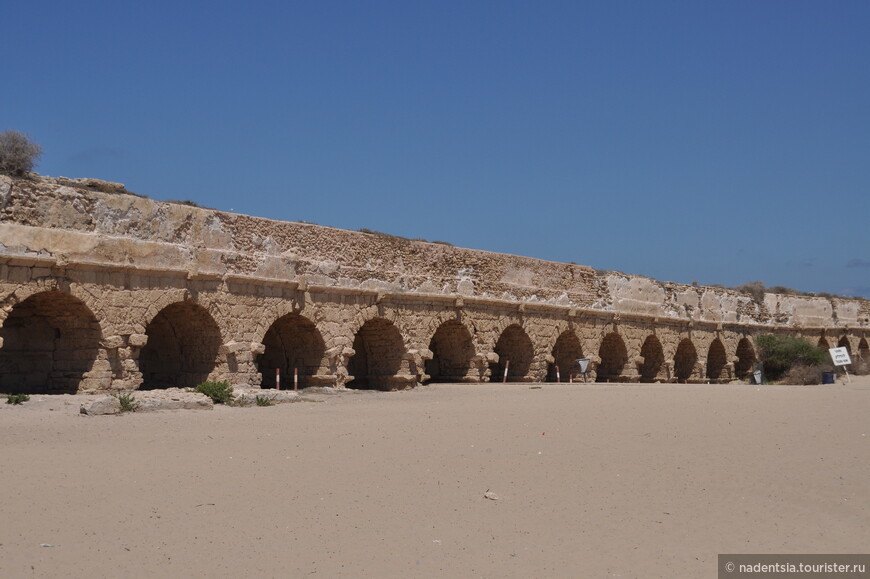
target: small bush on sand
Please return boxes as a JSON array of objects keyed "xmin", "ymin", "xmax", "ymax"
[
  {"xmin": 0, "ymin": 130, "xmax": 42, "ymax": 177},
  {"xmin": 255, "ymin": 395, "xmax": 274, "ymax": 406},
  {"xmin": 195, "ymin": 381, "xmax": 234, "ymax": 404},
  {"xmin": 114, "ymin": 391, "xmax": 138, "ymax": 412},
  {"xmin": 6, "ymin": 393, "xmax": 31, "ymax": 405},
  {"xmin": 756, "ymin": 334, "xmax": 826, "ymax": 381}
]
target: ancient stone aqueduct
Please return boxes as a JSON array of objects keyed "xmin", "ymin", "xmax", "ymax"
[{"xmin": 1, "ymin": 175, "xmax": 868, "ymax": 394}]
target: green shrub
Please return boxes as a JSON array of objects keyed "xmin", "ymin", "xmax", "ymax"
[
  {"xmin": 756, "ymin": 334, "xmax": 826, "ymax": 381},
  {"xmin": 6, "ymin": 393, "xmax": 30, "ymax": 405},
  {"xmin": 195, "ymin": 381, "xmax": 234, "ymax": 404},
  {"xmin": 114, "ymin": 391, "xmax": 138, "ymax": 412},
  {"xmin": 0, "ymin": 131, "xmax": 42, "ymax": 177}
]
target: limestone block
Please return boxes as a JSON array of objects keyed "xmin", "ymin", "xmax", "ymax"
[
  {"xmin": 250, "ymin": 342, "xmax": 266, "ymax": 355},
  {"xmin": 101, "ymin": 335, "xmax": 125, "ymax": 350},
  {"xmin": 220, "ymin": 340, "xmax": 241, "ymax": 354},
  {"xmin": 485, "ymin": 352, "xmax": 499, "ymax": 363},
  {"xmin": 80, "ymin": 396, "xmax": 122, "ymax": 415},
  {"xmin": 128, "ymin": 333, "xmax": 148, "ymax": 347}
]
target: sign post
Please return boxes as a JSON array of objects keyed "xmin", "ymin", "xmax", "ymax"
[{"xmin": 828, "ymin": 347, "xmax": 852, "ymax": 384}]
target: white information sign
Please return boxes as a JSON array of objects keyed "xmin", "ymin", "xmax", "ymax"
[{"xmin": 829, "ymin": 347, "xmax": 852, "ymax": 367}]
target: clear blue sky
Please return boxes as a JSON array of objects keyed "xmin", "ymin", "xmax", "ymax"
[{"xmin": 5, "ymin": 1, "xmax": 869, "ymax": 297}]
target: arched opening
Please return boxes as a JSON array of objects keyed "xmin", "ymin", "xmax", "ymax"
[
  {"xmin": 425, "ymin": 320, "xmax": 474, "ymax": 383},
  {"xmin": 837, "ymin": 336, "xmax": 851, "ymax": 354},
  {"xmin": 139, "ymin": 302, "xmax": 222, "ymax": 389},
  {"xmin": 859, "ymin": 338, "xmax": 870, "ymax": 375},
  {"xmin": 347, "ymin": 318, "xmax": 406, "ymax": 390},
  {"xmin": 489, "ymin": 324, "xmax": 534, "ymax": 382},
  {"xmin": 674, "ymin": 339, "xmax": 698, "ymax": 383},
  {"xmin": 817, "ymin": 337, "xmax": 830, "ymax": 350},
  {"xmin": 706, "ymin": 339, "xmax": 728, "ymax": 383},
  {"xmin": 547, "ymin": 331, "xmax": 584, "ymax": 382},
  {"xmin": 258, "ymin": 313, "xmax": 326, "ymax": 389},
  {"xmin": 734, "ymin": 337, "xmax": 756, "ymax": 379},
  {"xmin": 0, "ymin": 291, "xmax": 102, "ymax": 394},
  {"xmin": 596, "ymin": 332, "xmax": 628, "ymax": 382},
  {"xmin": 639, "ymin": 335, "xmax": 665, "ymax": 383}
]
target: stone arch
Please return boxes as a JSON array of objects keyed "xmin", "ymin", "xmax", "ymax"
[
  {"xmin": 258, "ymin": 313, "xmax": 326, "ymax": 389},
  {"xmin": 347, "ymin": 317, "xmax": 406, "ymax": 390},
  {"xmin": 734, "ymin": 337, "xmax": 756, "ymax": 379},
  {"xmin": 817, "ymin": 336, "xmax": 830, "ymax": 350},
  {"xmin": 547, "ymin": 330, "xmax": 584, "ymax": 382},
  {"xmin": 425, "ymin": 319, "xmax": 475, "ymax": 383},
  {"xmin": 596, "ymin": 332, "xmax": 628, "ymax": 382},
  {"xmin": 490, "ymin": 324, "xmax": 534, "ymax": 382},
  {"xmin": 837, "ymin": 336, "xmax": 852, "ymax": 354},
  {"xmin": 706, "ymin": 338, "xmax": 728, "ymax": 382},
  {"xmin": 674, "ymin": 338, "xmax": 698, "ymax": 383},
  {"xmin": 139, "ymin": 302, "xmax": 222, "ymax": 389},
  {"xmin": 639, "ymin": 335, "xmax": 665, "ymax": 383},
  {"xmin": 0, "ymin": 290, "xmax": 103, "ymax": 394},
  {"xmin": 859, "ymin": 337, "xmax": 869, "ymax": 361}
]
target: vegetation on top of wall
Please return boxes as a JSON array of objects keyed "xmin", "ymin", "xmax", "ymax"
[
  {"xmin": 730, "ymin": 281, "xmax": 848, "ymax": 301},
  {"xmin": 0, "ymin": 131, "xmax": 42, "ymax": 177},
  {"xmin": 358, "ymin": 227, "xmax": 453, "ymax": 246}
]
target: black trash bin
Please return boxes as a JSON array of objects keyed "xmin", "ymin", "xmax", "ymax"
[{"xmin": 822, "ymin": 372, "xmax": 836, "ymax": 384}]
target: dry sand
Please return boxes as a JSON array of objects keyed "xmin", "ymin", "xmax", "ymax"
[{"xmin": 2, "ymin": 377, "xmax": 869, "ymax": 578}]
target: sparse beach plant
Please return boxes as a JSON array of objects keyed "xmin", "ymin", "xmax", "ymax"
[
  {"xmin": 6, "ymin": 393, "xmax": 30, "ymax": 405},
  {"xmin": 195, "ymin": 380, "xmax": 234, "ymax": 404},
  {"xmin": 255, "ymin": 395, "xmax": 274, "ymax": 406},
  {"xmin": 114, "ymin": 391, "xmax": 138, "ymax": 412}
]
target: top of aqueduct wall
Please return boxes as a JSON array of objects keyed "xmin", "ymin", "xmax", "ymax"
[{"xmin": 1, "ymin": 174, "xmax": 868, "ymax": 332}]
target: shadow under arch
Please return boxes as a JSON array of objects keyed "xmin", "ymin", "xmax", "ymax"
[
  {"xmin": 596, "ymin": 332, "xmax": 628, "ymax": 382},
  {"xmin": 548, "ymin": 330, "xmax": 584, "ymax": 382},
  {"xmin": 0, "ymin": 290, "xmax": 102, "ymax": 394},
  {"xmin": 347, "ymin": 318, "xmax": 406, "ymax": 390},
  {"xmin": 706, "ymin": 338, "xmax": 728, "ymax": 382},
  {"xmin": 837, "ymin": 336, "xmax": 852, "ymax": 354},
  {"xmin": 735, "ymin": 337, "xmax": 756, "ymax": 379},
  {"xmin": 258, "ymin": 313, "xmax": 326, "ymax": 389},
  {"xmin": 139, "ymin": 302, "xmax": 222, "ymax": 389},
  {"xmin": 674, "ymin": 338, "xmax": 698, "ymax": 383},
  {"xmin": 490, "ymin": 324, "xmax": 534, "ymax": 382},
  {"xmin": 639, "ymin": 335, "xmax": 664, "ymax": 383},
  {"xmin": 425, "ymin": 319, "xmax": 475, "ymax": 383}
]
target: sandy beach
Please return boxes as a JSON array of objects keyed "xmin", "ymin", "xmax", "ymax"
[{"xmin": 2, "ymin": 378, "xmax": 868, "ymax": 578}]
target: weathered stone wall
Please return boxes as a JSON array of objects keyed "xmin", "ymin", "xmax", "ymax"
[{"xmin": 1, "ymin": 175, "xmax": 868, "ymax": 393}]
